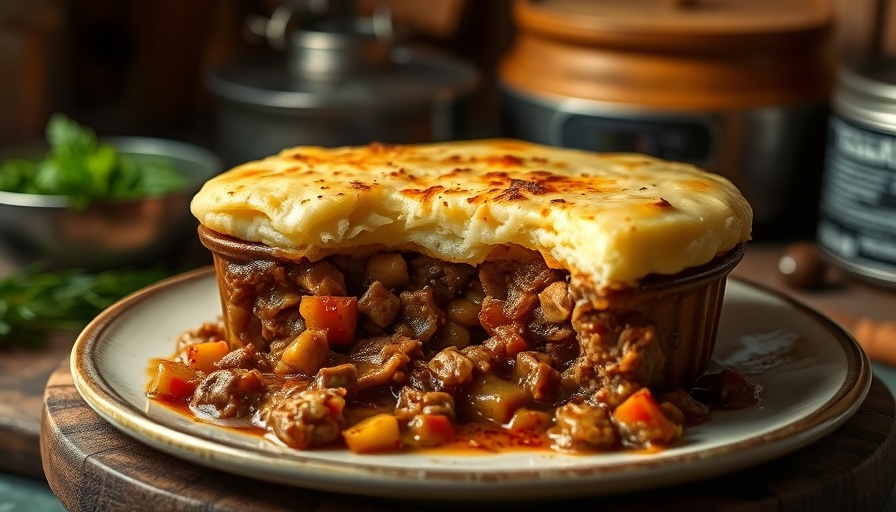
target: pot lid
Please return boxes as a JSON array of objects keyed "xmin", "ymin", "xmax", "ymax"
[
  {"xmin": 208, "ymin": 46, "xmax": 477, "ymax": 111},
  {"xmin": 514, "ymin": 0, "xmax": 832, "ymax": 51}
]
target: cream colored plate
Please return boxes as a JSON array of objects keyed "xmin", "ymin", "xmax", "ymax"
[{"xmin": 71, "ymin": 267, "xmax": 871, "ymax": 501}]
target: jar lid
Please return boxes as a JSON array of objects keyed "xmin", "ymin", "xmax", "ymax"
[
  {"xmin": 514, "ymin": 0, "xmax": 832, "ymax": 52},
  {"xmin": 839, "ymin": 57, "xmax": 896, "ymax": 100},
  {"xmin": 834, "ymin": 57, "xmax": 896, "ymax": 131}
]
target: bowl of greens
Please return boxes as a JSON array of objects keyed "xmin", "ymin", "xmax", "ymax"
[{"xmin": 0, "ymin": 114, "xmax": 221, "ymax": 270}]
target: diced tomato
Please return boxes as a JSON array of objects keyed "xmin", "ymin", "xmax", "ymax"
[
  {"xmin": 299, "ymin": 296, "xmax": 357, "ymax": 345},
  {"xmin": 147, "ymin": 360, "xmax": 199, "ymax": 402}
]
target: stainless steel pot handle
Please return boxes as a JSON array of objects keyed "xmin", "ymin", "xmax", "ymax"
[
  {"xmin": 245, "ymin": 0, "xmax": 394, "ymax": 51},
  {"xmin": 245, "ymin": 0, "xmax": 327, "ymax": 50}
]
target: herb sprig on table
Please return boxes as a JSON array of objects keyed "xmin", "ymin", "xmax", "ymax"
[
  {"xmin": 0, "ymin": 267, "xmax": 171, "ymax": 348},
  {"xmin": 0, "ymin": 113, "xmax": 187, "ymax": 209}
]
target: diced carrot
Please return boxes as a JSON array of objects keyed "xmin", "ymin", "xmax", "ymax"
[
  {"xmin": 613, "ymin": 388, "xmax": 666, "ymax": 426},
  {"xmin": 299, "ymin": 296, "xmax": 358, "ymax": 345},
  {"xmin": 147, "ymin": 360, "xmax": 199, "ymax": 402},
  {"xmin": 183, "ymin": 340, "xmax": 229, "ymax": 373},
  {"xmin": 613, "ymin": 388, "xmax": 682, "ymax": 447},
  {"xmin": 343, "ymin": 413, "xmax": 402, "ymax": 453}
]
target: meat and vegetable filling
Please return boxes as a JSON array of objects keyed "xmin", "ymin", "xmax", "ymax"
[{"xmin": 147, "ymin": 247, "xmax": 734, "ymax": 454}]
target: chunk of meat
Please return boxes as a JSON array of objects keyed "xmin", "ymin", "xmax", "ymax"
[
  {"xmin": 293, "ymin": 260, "xmax": 346, "ymax": 296},
  {"xmin": 511, "ymin": 351, "xmax": 560, "ymax": 402},
  {"xmin": 215, "ymin": 343, "xmax": 272, "ymax": 372},
  {"xmin": 549, "ymin": 402, "xmax": 617, "ymax": 452},
  {"xmin": 348, "ymin": 335, "xmax": 422, "ymax": 390},
  {"xmin": 459, "ymin": 345, "xmax": 498, "ymax": 375},
  {"xmin": 263, "ymin": 387, "xmax": 346, "ymax": 449},
  {"xmin": 427, "ymin": 347, "xmax": 474, "ymax": 391},
  {"xmin": 357, "ymin": 281, "xmax": 401, "ymax": 328},
  {"xmin": 313, "ymin": 363, "xmax": 358, "ymax": 392},
  {"xmin": 394, "ymin": 287, "xmax": 444, "ymax": 343},
  {"xmin": 538, "ymin": 281, "xmax": 573, "ymax": 323},
  {"xmin": 190, "ymin": 369, "xmax": 265, "ymax": 419},
  {"xmin": 479, "ymin": 256, "xmax": 562, "ymax": 321},
  {"xmin": 394, "ymin": 387, "xmax": 456, "ymax": 422},
  {"xmin": 407, "ymin": 255, "xmax": 475, "ymax": 304}
]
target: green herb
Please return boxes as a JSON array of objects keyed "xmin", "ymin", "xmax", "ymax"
[
  {"xmin": 0, "ymin": 113, "xmax": 188, "ymax": 209},
  {"xmin": 0, "ymin": 266, "xmax": 171, "ymax": 348}
]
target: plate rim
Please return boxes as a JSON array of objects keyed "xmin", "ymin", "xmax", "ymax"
[{"xmin": 70, "ymin": 267, "xmax": 872, "ymax": 500}]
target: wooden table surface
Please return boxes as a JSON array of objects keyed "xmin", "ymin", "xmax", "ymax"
[{"xmin": 0, "ymin": 242, "xmax": 894, "ymax": 507}]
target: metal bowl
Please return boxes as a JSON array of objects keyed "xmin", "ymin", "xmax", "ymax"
[{"xmin": 0, "ymin": 137, "xmax": 221, "ymax": 270}]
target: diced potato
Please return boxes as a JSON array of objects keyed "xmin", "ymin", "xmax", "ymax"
[
  {"xmin": 435, "ymin": 320, "xmax": 471, "ymax": 349},
  {"xmin": 406, "ymin": 414, "xmax": 455, "ymax": 447},
  {"xmin": 277, "ymin": 329, "xmax": 329, "ymax": 376},
  {"xmin": 458, "ymin": 374, "xmax": 530, "ymax": 425},
  {"xmin": 299, "ymin": 296, "xmax": 358, "ymax": 345},
  {"xmin": 183, "ymin": 340, "xmax": 229, "ymax": 373},
  {"xmin": 505, "ymin": 408, "xmax": 552, "ymax": 433},
  {"xmin": 364, "ymin": 253, "xmax": 409, "ymax": 290},
  {"xmin": 147, "ymin": 360, "xmax": 199, "ymax": 401},
  {"xmin": 446, "ymin": 298, "xmax": 481, "ymax": 327},
  {"xmin": 343, "ymin": 413, "xmax": 402, "ymax": 453}
]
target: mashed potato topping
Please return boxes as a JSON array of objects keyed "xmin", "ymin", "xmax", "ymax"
[{"xmin": 191, "ymin": 139, "xmax": 752, "ymax": 289}]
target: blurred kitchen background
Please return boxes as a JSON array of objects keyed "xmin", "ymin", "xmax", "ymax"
[{"xmin": 1, "ymin": 0, "xmax": 895, "ymax": 242}]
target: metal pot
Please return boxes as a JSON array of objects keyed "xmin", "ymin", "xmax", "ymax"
[
  {"xmin": 500, "ymin": 0, "xmax": 834, "ymax": 240},
  {"xmin": 207, "ymin": 6, "xmax": 479, "ymax": 168}
]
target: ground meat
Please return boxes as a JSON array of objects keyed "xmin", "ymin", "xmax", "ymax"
[
  {"xmin": 191, "ymin": 369, "xmax": 265, "ymax": 419},
  {"xmin": 263, "ymin": 387, "xmax": 346, "ymax": 449},
  {"xmin": 564, "ymin": 307, "xmax": 665, "ymax": 408},
  {"xmin": 549, "ymin": 402, "xmax": 617, "ymax": 451}
]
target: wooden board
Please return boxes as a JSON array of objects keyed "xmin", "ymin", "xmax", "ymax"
[
  {"xmin": 40, "ymin": 358, "xmax": 896, "ymax": 511},
  {"xmin": 0, "ymin": 332, "xmax": 74, "ymax": 478}
]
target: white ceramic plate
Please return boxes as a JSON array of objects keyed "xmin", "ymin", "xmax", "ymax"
[{"xmin": 71, "ymin": 267, "xmax": 871, "ymax": 501}]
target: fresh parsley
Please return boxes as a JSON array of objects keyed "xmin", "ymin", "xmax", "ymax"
[
  {"xmin": 0, "ymin": 266, "xmax": 171, "ymax": 348},
  {"xmin": 0, "ymin": 113, "xmax": 188, "ymax": 209}
]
